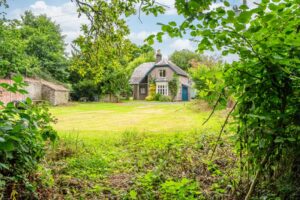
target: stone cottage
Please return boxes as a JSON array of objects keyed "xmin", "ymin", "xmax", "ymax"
[
  {"xmin": 129, "ymin": 50, "xmax": 191, "ymax": 101},
  {"xmin": 0, "ymin": 78, "xmax": 69, "ymax": 106}
]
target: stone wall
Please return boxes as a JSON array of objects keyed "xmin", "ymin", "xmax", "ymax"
[
  {"xmin": 54, "ymin": 91, "xmax": 69, "ymax": 105},
  {"xmin": 42, "ymin": 85, "xmax": 55, "ymax": 105},
  {"xmin": 148, "ymin": 66, "xmax": 174, "ymax": 81},
  {"xmin": 25, "ymin": 79, "xmax": 42, "ymax": 100}
]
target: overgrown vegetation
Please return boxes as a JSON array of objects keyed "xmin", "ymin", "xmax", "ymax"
[
  {"xmin": 0, "ymin": 76, "xmax": 57, "ymax": 199},
  {"xmin": 32, "ymin": 102, "xmax": 235, "ymax": 199}
]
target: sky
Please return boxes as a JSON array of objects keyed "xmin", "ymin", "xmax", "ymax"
[{"xmin": 1, "ymin": 0, "xmax": 256, "ymax": 62}]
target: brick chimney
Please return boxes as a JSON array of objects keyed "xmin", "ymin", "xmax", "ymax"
[{"xmin": 156, "ymin": 49, "xmax": 162, "ymax": 63}]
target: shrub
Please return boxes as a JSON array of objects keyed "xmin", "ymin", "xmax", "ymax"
[
  {"xmin": 0, "ymin": 76, "xmax": 57, "ymax": 198},
  {"xmin": 71, "ymin": 80, "xmax": 100, "ymax": 101},
  {"xmin": 145, "ymin": 95, "xmax": 154, "ymax": 101},
  {"xmin": 145, "ymin": 82, "xmax": 156, "ymax": 101},
  {"xmin": 153, "ymin": 93, "xmax": 162, "ymax": 101},
  {"xmin": 158, "ymin": 95, "xmax": 172, "ymax": 102}
]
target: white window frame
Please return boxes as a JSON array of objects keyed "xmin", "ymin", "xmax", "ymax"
[{"xmin": 156, "ymin": 82, "xmax": 168, "ymax": 96}]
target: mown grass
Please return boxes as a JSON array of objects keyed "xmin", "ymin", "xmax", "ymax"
[{"xmin": 43, "ymin": 101, "xmax": 239, "ymax": 199}]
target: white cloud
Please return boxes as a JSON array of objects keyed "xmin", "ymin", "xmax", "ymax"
[
  {"xmin": 10, "ymin": 1, "xmax": 88, "ymax": 55},
  {"xmin": 128, "ymin": 31, "xmax": 157, "ymax": 44},
  {"xmin": 170, "ymin": 39, "xmax": 196, "ymax": 51}
]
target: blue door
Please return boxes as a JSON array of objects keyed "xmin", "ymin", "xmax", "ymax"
[{"xmin": 182, "ymin": 85, "xmax": 188, "ymax": 101}]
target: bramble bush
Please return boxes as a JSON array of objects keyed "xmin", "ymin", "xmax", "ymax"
[{"xmin": 0, "ymin": 76, "xmax": 57, "ymax": 199}]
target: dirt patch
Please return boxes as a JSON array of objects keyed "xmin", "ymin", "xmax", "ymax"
[{"xmin": 107, "ymin": 173, "xmax": 133, "ymax": 190}]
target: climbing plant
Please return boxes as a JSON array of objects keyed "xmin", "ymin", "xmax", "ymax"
[{"xmin": 168, "ymin": 75, "xmax": 179, "ymax": 101}]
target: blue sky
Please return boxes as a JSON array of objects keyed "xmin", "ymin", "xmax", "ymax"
[{"xmin": 2, "ymin": 0, "xmax": 253, "ymax": 61}]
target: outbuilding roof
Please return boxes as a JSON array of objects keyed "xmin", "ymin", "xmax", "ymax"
[
  {"xmin": 41, "ymin": 80, "xmax": 69, "ymax": 92},
  {"xmin": 129, "ymin": 59, "xmax": 188, "ymax": 84}
]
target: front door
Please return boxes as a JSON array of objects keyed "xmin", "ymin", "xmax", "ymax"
[{"xmin": 182, "ymin": 85, "xmax": 188, "ymax": 101}]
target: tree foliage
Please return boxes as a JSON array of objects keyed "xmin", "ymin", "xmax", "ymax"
[
  {"xmin": 0, "ymin": 11, "xmax": 68, "ymax": 82},
  {"xmin": 190, "ymin": 64, "xmax": 226, "ymax": 107},
  {"xmin": 169, "ymin": 49, "xmax": 202, "ymax": 71},
  {"xmin": 70, "ymin": 1, "xmax": 157, "ymax": 101}
]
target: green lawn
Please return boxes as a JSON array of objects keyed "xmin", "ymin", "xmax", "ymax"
[
  {"xmin": 46, "ymin": 101, "xmax": 236, "ymax": 199},
  {"xmin": 51, "ymin": 101, "xmax": 223, "ymax": 136}
]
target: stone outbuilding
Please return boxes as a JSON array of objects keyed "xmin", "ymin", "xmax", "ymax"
[
  {"xmin": 40, "ymin": 80, "xmax": 69, "ymax": 105},
  {"xmin": 0, "ymin": 78, "xmax": 69, "ymax": 106}
]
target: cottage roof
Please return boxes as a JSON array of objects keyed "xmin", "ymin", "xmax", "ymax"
[
  {"xmin": 129, "ymin": 62, "xmax": 155, "ymax": 84},
  {"xmin": 129, "ymin": 59, "xmax": 188, "ymax": 84}
]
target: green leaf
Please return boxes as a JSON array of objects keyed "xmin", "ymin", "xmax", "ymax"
[
  {"xmin": 129, "ymin": 190, "xmax": 137, "ymax": 199},
  {"xmin": 0, "ymin": 141, "xmax": 15, "ymax": 151},
  {"xmin": 237, "ymin": 11, "xmax": 252, "ymax": 23},
  {"xmin": 274, "ymin": 137, "xmax": 284, "ymax": 143},
  {"xmin": 269, "ymin": 3, "xmax": 277, "ymax": 11},
  {"xmin": 224, "ymin": 1, "xmax": 230, "ymax": 7},
  {"xmin": 168, "ymin": 21, "xmax": 177, "ymax": 26},
  {"xmin": 12, "ymin": 75, "xmax": 23, "ymax": 83},
  {"xmin": 234, "ymin": 22, "xmax": 245, "ymax": 32},
  {"xmin": 287, "ymin": 138, "xmax": 296, "ymax": 142}
]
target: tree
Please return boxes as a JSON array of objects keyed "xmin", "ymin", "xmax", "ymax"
[
  {"xmin": 0, "ymin": 20, "xmax": 33, "ymax": 77},
  {"xmin": 169, "ymin": 49, "xmax": 202, "ymax": 71},
  {"xmin": 20, "ymin": 11, "xmax": 68, "ymax": 82},
  {"xmin": 0, "ymin": 11, "xmax": 68, "ymax": 82},
  {"xmin": 126, "ymin": 50, "xmax": 155, "ymax": 74}
]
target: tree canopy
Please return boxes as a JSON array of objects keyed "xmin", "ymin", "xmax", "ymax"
[
  {"xmin": 0, "ymin": 11, "xmax": 68, "ymax": 82},
  {"xmin": 169, "ymin": 49, "xmax": 202, "ymax": 71}
]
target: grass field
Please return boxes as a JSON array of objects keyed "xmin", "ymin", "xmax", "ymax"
[
  {"xmin": 51, "ymin": 101, "xmax": 223, "ymax": 134},
  {"xmin": 45, "ymin": 101, "xmax": 237, "ymax": 199}
]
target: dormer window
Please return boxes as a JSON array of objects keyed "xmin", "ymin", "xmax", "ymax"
[{"xmin": 159, "ymin": 69, "xmax": 166, "ymax": 77}]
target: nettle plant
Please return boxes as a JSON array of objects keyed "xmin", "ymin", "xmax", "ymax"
[{"xmin": 0, "ymin": 76, "xmax": 57, "ymax": 197}]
